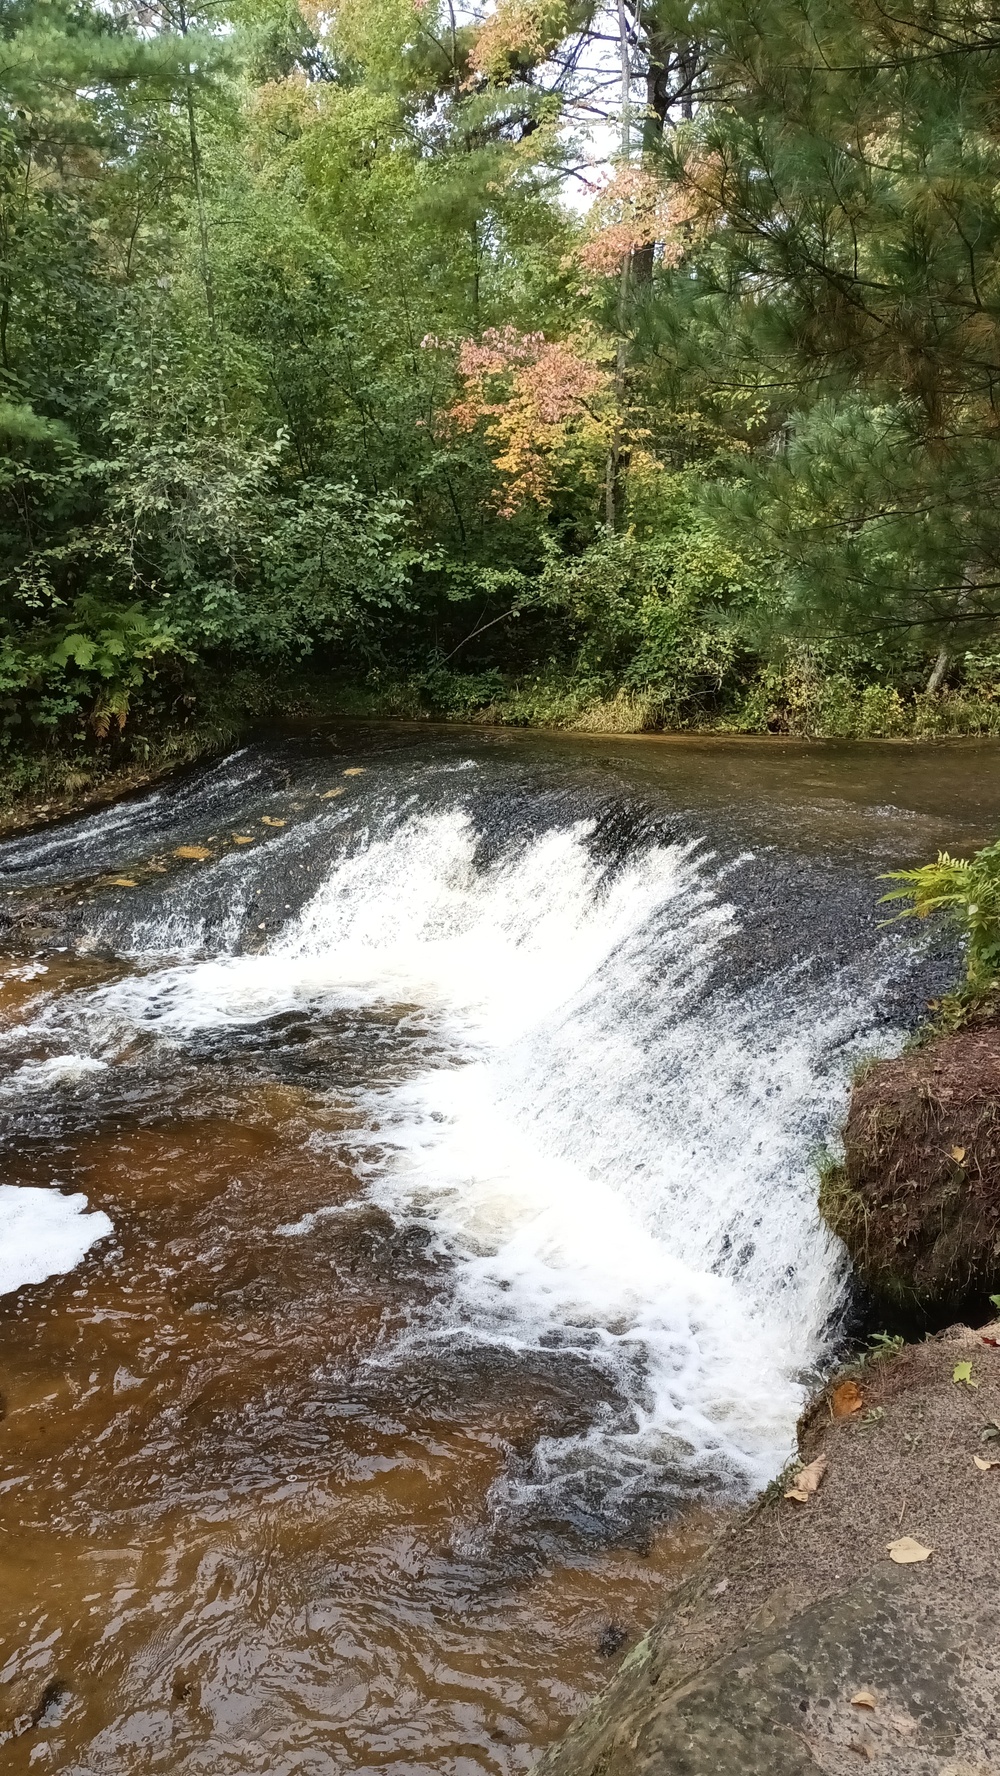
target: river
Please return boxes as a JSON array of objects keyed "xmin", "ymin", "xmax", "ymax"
[{"xmin": 0, "ymin": 724, "xmax": 996, "ymax": 1774}]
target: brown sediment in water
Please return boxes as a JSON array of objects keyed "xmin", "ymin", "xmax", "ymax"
[{"xmin": 0, "ymin": 953, "xmax": 713, "ymax": 1774}]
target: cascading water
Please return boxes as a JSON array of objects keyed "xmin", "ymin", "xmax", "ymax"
[
  {"xmin": 0, "ymin": 779, "xmax": 925, "ymax": 1512},
  {"xmin": 1, "ymin": 730, "xmax": 977, "ymax": 1774}
]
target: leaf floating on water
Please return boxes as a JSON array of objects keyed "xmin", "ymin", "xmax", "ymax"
[
  {"xmin": 832, "ymin": 1380, "xmax": 864, "ymax": 1418},
  {"xmin": 321, "ymin": 788, "xmax": 345, "ymax": 799},
  {"xmin": 886, "ymin": 1536, "xmax": 932, "ymax": 1564},
  {"xmin": 850, "ymin": 1691, "xmax": 877, "ymax": 1709},
  {"xmin": 953, "ymin": 1361, "xmax": 977, "ymax": 1387},
  {"xmin": 950, "ymin": 1145, "xmax": 966, "ymax": 1163},
  {"xmin": 232, "ymin": 835, "xmax": 254, "ymax": 844},
  {"xmin": 973, "ymin": 1455, "xmax": 1000, "ymax": 1471},
  {"xmin": 106, "ymin": 877, "xmax": 138, "ymax": 888},
  {"xmin": 784, "ymin": 1453, "xmax": 827, "ymax": 1503},
  {"xmin": 173, "ymin": 846, "xmax": 212, "ymax": 861},
  {"xmin": 342, "ymin": 768, "xmax": 366, "ymax": 776},
  {"xmin": 261, "ymin": 817, "xmax": 286, "ymax": 827}
]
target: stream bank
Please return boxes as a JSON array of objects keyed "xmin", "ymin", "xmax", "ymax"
[
  {"xmin": 822, "ymin": 1024, "xmax": 1000, "ymax": 1322},
  {"xmin": 537, "ymin": 1322, "xmax": 1000, "ymax": 1776}
]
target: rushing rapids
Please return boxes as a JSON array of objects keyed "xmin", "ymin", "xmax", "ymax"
[{"xmin": 0, "ymin": 727, "xmax": 985, "ymax": 1773}]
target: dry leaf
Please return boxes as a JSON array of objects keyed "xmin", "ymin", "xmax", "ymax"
[
  {"xmin": 886, "ymin": 1536, "xmax": 932, "ymax": 1564},
  {"xmin": 105, "ymin": 877, "xmax": 138, "ymax": 888},
  {"xmin": 832, "ymin": 1380, "xmax": 864, "ymax": 1418},
  {"xmin": 953, "ymin": 1361, "xmax": 977, "ymax": 1387},
  {"xmin": 321, "ymin": 789, "xmax": 345, "ymax": 799},
  {"xmin": 850, "ymin": 1691, "xmax": 877, "ymax": 1710},
  {"xmin": 950, "ymin": 1145, "xmax": 966, "ymax": 1163},
  {"xmin": 173, "ymin": 846, "xmax": 212, "ymax": 861},
  {"xmin": 973, "ymin": 1455, "xmax": 1000, "ymax": 1471},
  {"xmin": 232, "ymin": 835, "xmax": 254, "ymax": 844},
  {"xmin": 342, "ymin": 767, "xmax": 366, "ymax": 776},
  {"xmin": 784, "ymin": 1453, "xmax": 827, "ymax": 1503},
  {"xmin": 261, "ymin": 817, "xmax": 286, "ymax": 828}
]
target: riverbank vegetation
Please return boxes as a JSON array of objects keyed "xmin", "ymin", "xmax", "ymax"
[{"xmin": 4, "ymin": 0, "xmax": 1000, "ymax": 782}]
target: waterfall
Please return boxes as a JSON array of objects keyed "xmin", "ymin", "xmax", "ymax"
[{"xmin": 1, "ymin": 789, "xmax": 912, "ymax": 1511}]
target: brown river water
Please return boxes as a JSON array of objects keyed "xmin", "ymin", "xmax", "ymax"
[{"xmin": 0, "ymin": 725, "xmax": 997, "ymax": 1774}]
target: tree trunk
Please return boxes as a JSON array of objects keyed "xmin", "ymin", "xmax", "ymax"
[
  {"xmin": 605, "ymin": 0, "xmax": 633, "ymax": 529},
  {"xmin": 925, "ymin": 645, "xmax": 950, "ymax": 695}
]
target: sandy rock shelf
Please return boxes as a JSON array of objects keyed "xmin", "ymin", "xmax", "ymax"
[{"xmin": 537, "ymin": 1325, "xmax": 1000, "ymax": 1776}]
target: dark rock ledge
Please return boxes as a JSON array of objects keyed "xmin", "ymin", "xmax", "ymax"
[{"xmin": 537, "ymin": 1325, "xmax": 1000, "ymax": 1776}]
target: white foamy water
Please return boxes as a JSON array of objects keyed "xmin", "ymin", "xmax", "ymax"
[
  {"xmin": 5, "ymin": 806, "xmax": 901, "ymax": 1502},
  {"xmin": 0, "ymin": 1054, "xmax": 108, "ymax": 1093},
  {"xmin": 0, "ymin": 1184, "xmax": 112, "ymax": 1296}
]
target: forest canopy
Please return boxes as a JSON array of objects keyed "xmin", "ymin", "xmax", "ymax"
[{"xmin": 3, "ymin": 0, "xmax": 1000, "ymax": 749}]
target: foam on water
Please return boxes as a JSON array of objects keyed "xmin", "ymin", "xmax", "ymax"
[
  {"xmin": 0, "ymin": 1184, "xmax": 112, "ymax": 1296},
  {"xmin": 4, "ymin": 804, "xmax": 904, "ymax": 1505},
  {"xmin": 0, "ymin": 1054, "xmax": 108, "ymax": 1093}
]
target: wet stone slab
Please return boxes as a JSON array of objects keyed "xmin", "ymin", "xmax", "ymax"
[{"xmin": 538, "ymin": 1323, "xmax": 1000, "ymax": 1776}]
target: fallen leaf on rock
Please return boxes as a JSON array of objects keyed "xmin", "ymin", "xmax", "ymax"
[
  {"xmin": 850, "ymin": 1691, "xmax": 877, "ymax": 1709},
  {"xmin": 784, "ymin": 1453, "xmax": 827, "ymax": 1503},
  {"xmin": 261, "ymin": 817, "xmax": 286, "ymax": 827},
  {"xmin": 342, "ymin": 768, "xmax": 366, "ymax": 776},
  {"xmin": 886, "ymin": 1536, "xmax": 932, "ymax": 1564},
  {"xmin": 973, "ymin": 1455, "xmax": 1000, "ymax": 1471},
  {"xmin": 950, "ymin": 1145, "xmax": 966, "ymax": 1163},
  {"xmin": 105, "ymin": 877, "xmax": 138, "ymax": 887},
  {"xmin": 173, "ymin": 846, "xmax": 212, "ymax": 861},
  {"xmin": 953, "ymin": 1361, "xmax": 978, "ymax": 1387},
  {"xmin": 232, "ymin": 835, "xmax": 254, "ymax": 845},
  {"xmin": 321, "ymin": 789, "xmax": 345, "ymax": 799},
  {"xmin": 832, "ymin": 1380, "xmax": 864, "ymax": 1418}
]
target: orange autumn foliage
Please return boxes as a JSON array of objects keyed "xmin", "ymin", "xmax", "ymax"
[
  {"xmin": 579, "ymin": 158, "xmax": 724, "ymax": 278},
  {"xmin": 436, "ymin": 327, "xmax": 612, "ymax": 514},
  {"xmin": 468, "ymin": 1, "xmax": 564, "ymax": 82}
]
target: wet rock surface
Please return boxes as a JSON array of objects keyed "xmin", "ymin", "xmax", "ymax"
[
  {"xmin": 823, "ymin": 1027, "xmax": 1000, "ymax": 1316},
  {"xmin": 537, "ymin": 1324, "xmax": 1000, "ymax": 1776}
]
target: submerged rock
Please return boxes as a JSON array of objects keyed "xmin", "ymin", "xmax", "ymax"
[
  {"xmin": 537, "ymin": 1325, "xmax": 1000, "ymax": 1776},
  {"xmin": 821, "ymin": 1027, "xmax": 1000, "ymax": 1316}
]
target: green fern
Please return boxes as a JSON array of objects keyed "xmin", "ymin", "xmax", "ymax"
[{"xmin": 882, "ymin": 840, "xmax": 1000, "ymax": 995}]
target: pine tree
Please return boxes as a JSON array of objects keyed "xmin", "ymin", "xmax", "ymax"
[{"xmin": 655, "ymin": 0, "xmax": 1000, "ymax": 666}]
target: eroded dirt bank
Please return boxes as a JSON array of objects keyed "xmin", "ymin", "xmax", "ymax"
[
  {"xmin": 822, "ymin": 1026, "xmax": 1000, "ymax": 1318},
  {"xmin": 537, "ymin": 1324, "xmax": 1000, "ymax": 1776}
]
